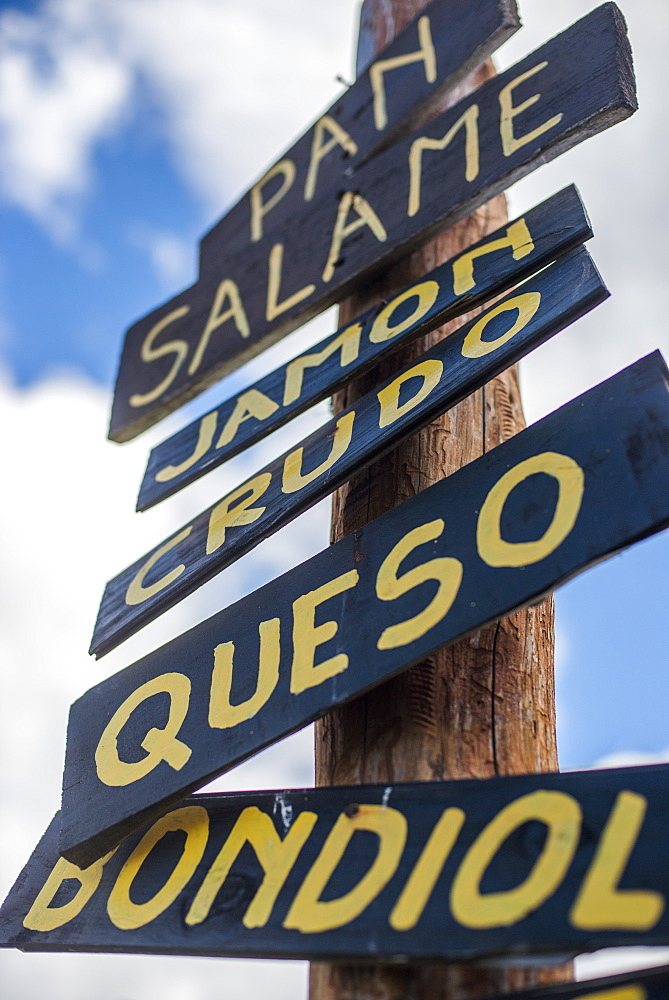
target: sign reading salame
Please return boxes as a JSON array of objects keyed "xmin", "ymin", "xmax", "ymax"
[
  {"xmin": 92, "ymin": 246, "xmax": 607, "ymax": 656},
  {"xmin": 3, "ymin": 767, "xmax": 668, "ymax": 961},
  {"xmin": 61, "ymin": 353, "xmax": 669, "ymax": 867},
  {"xmin": 109, "ymin": 3, "xmax": 635, "ymax": 442},
  {"xmin": 138, "ymin": 186, "xmax": 592, "ymax": 510}
]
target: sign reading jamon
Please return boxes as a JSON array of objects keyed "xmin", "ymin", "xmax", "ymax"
[
  {"xmin": 109, "ymin": 3, "xmax": 635, "ymax": 442},
  {"xmin": 62, "ymin": 354, "xmax": 669, "ymax": 868},
  {"xmin": 2, "ymin": 766, "xmax": 668, "ymax": 961}
]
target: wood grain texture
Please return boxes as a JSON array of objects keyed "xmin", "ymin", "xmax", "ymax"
[
  {"xmin": 138, "ymin": 186, "xmax": 593, "ymax": 511},
  {"xmin": 60, "ymin": 354, "xmax": 669, "ymax": 868},
  {"xmin": 108, "ymin": 3, "xmax": 636, "ymax": 443},
  {"xmin": 91, "ymin": 247, "xmax": 607, "ymax": 657},
  {"xmin": 6, "ymin": 767, "xmax": 669, "ymax": 960}
]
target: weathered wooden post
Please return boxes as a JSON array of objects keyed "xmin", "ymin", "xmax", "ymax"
[{"xmin": 312, "ymin": 2, "xmax": 568, "ymax": 997}]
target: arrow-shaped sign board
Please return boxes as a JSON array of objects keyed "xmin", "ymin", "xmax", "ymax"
[
  {"xmin": 109, "ymin": 3, "xmax": 635, "ymax": 442},
  {"xmin": 138, "ymin": 185, "xmax": 593, "ymax": 510},
  {"xmin": 92, "ymin": 245, "xmax": 608, "ymax": 656},
  {"xmin": 62, "ymin": 352, "xmax": 669, "ymax": 867},
  {"xmin": 3, "ymin": 767, "xmax": 668, "ymax": 961}
]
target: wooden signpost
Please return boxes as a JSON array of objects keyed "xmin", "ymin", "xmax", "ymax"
[
  {"xmin": 93, "ymin": 246, "xmax": 607, "ymax": 657},
  {"xmin": 138, "ymin": 185, "xmax": 593, "ymax": 510},
  {"xmin": 2, "ymin": 2, "xmax": 661, "ymax": 996},
  {"xmin": 109, "ymin": 3, "xmax": 635, "ymax": 443},
  {"xmin": 3, "ymin": 765, "xmax": 668, "ymax": 960},
  {"xmin": 62, "ymin": 353, "xmax": 669, "ymax": 867}
]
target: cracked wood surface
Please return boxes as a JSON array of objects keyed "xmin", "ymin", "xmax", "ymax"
[{"xmin": 312, "ymin": 1, "xmax": 568, "ymax": 997}]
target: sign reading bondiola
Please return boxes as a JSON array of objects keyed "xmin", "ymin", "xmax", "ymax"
[
  {"xmin": 92, "ymin": 246, "xmax": 607, "ymax": 656},
  {"xmin": 138, "ymin": 185, "xmax": 593, "ymax": 510},
  {"xmin": 109, "ymin": 3, "xmax": 635, "ymax": 442},
  {"xmin": 4, "ymin": 766, "xmax": 668, "ymax": 961},
  {"xmin": 62, "ymin": 353, "xmax": 669, "ymax": 867}
]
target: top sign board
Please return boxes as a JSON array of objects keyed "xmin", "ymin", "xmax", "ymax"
[{"xmin": 109, "ymin": 3, "xmax": 636, "ymax": 442}]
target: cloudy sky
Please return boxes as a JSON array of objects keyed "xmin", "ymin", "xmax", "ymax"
[{"xmin": 0, "ymin": 0, "xmax": 668, "ymax": 996}]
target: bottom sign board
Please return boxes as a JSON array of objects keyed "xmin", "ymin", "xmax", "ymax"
[
  {"xmin": 492, "ymin": 967, "xmax": 669, "ymax": 1000},
  {"xmin": 60, "ymin": 351, "xmax": 669, "ymax": 868},
  {"xmin": 2, "ymin": 766, "xmax": 668, "ymax": 961}
]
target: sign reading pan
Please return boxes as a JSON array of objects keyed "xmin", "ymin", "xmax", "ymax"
[
  {"xmin": 63, "ymin": 352, "xmax": 669, "ymax": 867},
  {"xmin": 92, "ymin": 246, "xmax": 607, "ymax": 656},
  {"xmin": 4, "ymin": 766, "xmax": 669, "ymax": 961},
  {"xmin": 201, "ymin": 0, "xmax": 521, "ymax": 254},
  {"xmin": 109, "ymin": 3, "xmax": 636, "ymax": 442},
  {"xmin": 138, "ymin": 185, "xmax": 593, "ymax": 510}
]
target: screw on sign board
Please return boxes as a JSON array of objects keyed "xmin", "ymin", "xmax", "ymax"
[
  {"xmin": 61, "ymin": 353, "xmax": 669, "ymax": 867},
  {"xmin": 109, "ymin": 3, "xmax": 636, "ymax": 443},
  {"xmin": 137, "ymin": 185, "xmax": 593, "ymax": 510},
  {"xmin": 92, "ymin": 246, "xmax": 608, "ymax": 657},
  {"xmin": 3, "ymin": 766, "xmax": 668, "ymax": 960}
]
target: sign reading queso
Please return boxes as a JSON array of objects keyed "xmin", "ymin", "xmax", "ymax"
[{"xmin": 2, "ymin": 766, "xmax": 668, "ymax": 961}]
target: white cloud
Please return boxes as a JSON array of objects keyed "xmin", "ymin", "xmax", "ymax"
[
  {"xmin": 0, "ymin": 368, "xmax": 326, "ymax": 999},
  {"xmin": 577, "ymin": 947, "xmax": 669, "ymax": 982},
  {"xmin": 0, "ymin": 2, "xmax": 131, "ymax": 238},
  {"xmin": 127, "ymin": 222, "xmax": 194, "ymax": 286},
  {"xmin": 0, "ymin": 0, "xmax": 360, "ymax": 236},
  {"xmin": 592, "ymin": 748, "xmax": 669, "ymax": 770},
  {"xmin": 109, "ymin": 0, "xmax": 360, "ymax": 213}
]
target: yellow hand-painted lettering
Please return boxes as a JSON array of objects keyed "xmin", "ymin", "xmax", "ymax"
[
  {"xmin": 499, "ymin": 62, "xmax": 563, "ymax": 157},
  {"xmin": 284, "ymin": 804, "xmax": 407, "ymax": 933},
  {"xmin": 95, "ymin": 672, "xmax": 192, "ymax": 787},
  {"xmin": 208, "ymin": 618, "xmax": 281, "ymax": 730},
  {"xmin": 477, "ymin": 451, "xmax": 584, "ymax": 568},
  {"xmin": 107, "ymin": 806, "xmax": 209, "ymax": 930},
  {"xmin": 450, "ymin": 790, "xmax": 582, "ymax": 928},
  {"xmin": 369, "ymin": 16, "xmax": 437, "ymax": 131},
  {"xmin": 291, "ymin": 570, "xmax": 359, "ymax": 694},
  {"xmin": 376, "ymin": 519, "xmax": 463, "ymax": 650}
]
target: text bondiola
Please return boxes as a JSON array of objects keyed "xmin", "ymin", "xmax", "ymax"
[{"xmin": 25, "ymin": 787, "xmax": 663, "ymax": 945}]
